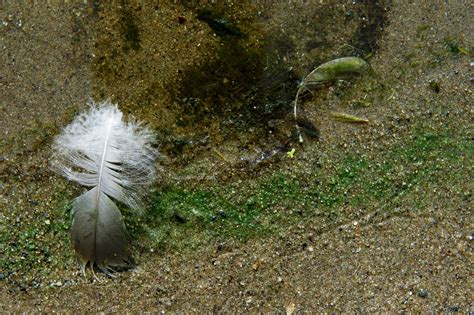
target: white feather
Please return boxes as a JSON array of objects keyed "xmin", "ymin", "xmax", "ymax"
[{"xmin": 52, "ymin": 101, "xmax": 157, "ymax": 273}]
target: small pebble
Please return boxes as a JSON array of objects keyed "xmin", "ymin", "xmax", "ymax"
[{"xmin": 417, "ymin": 289, "xmax": 429, "ymax": 298}]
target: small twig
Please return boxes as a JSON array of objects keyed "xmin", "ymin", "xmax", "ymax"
[
  {"xmin": 329, "ymin": 112, "xmax": 369, "ymax": 123},
  {"xmin": 212, "ymin": 147, "xmax": 231, "ymax": 163},
  {"xmin": 293, "ymin": 85, "xmax": 305, "ymax": 143}
]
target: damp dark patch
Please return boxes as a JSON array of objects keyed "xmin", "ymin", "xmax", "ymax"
[
  {"xmin": 172, "ymin": 2, "xmax": 390, "ymax": 148},
  {"xmin": 170, "ymin": 1, "xmax": 299, "ymax": 140},
  {"xmin": 174, "ymin": 37, "xmax": 298, "ymax": 136}
]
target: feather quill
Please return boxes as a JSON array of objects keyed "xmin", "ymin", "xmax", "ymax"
[{"xmin": 52, "ymin": 101, "xmax": 157, "ymax": 275}]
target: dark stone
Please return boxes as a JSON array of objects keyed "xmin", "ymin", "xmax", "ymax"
[
  {"xmin": 197, "ymin": 10, "xmax": 245, "ymax": 39},
  {"xmin": 417, "ymin": 289, "xmax": 429, "ymax": 298}
]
